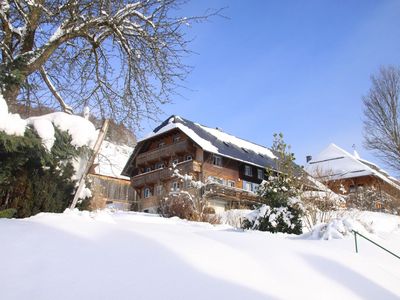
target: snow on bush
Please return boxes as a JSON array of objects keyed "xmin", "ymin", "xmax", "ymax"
[
  {"xmin": 244, "ymin": 201, "xmax": 303, "ymax": 233},
  {"xmin": 0, "ymin": 95, "xmax": 98, "ymax": 204},
  {"xmin": 306, "ymin": 217, "xmax": 367, "ymax": 240},
  {"xmin": 218, "ymin": 209, "xmax": 252, "ymax": 228},
  {"xmin": 27, "ymin": 112, "xmax": 97, "ymax": 150},
  {"xmin": 304, "ymin": 210, "xmax": 400, "ymax": 240},
  {"xmin": 0, "ymin": 94, "xmax": 26, "ymax": 136}
]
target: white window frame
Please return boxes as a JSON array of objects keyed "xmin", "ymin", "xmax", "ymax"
[
  {"xmin": 155, "ymin": 185, "xmax": 163, "ymax": 196},
  {"xmin": 243, "ymin": 180, "xmax": 251, "ymax": 191},
  {"xmin": 172, "ymin": 181, "xmax": 180, "ymax": 192},
  {"xmin": 228, "ymin": 180, "xmax": 235, "ymax": 188},
  {"xmin": 144, "ymin": 188, "xmax": 152, "ymax": 198},
  {"xmin": 257, "ymin": 169, "xmax": 264, "ymax": 180},
  {"xmin": 245, "ymin": 165, "xmax": 253, "ymax": 176},
  {"xmin": 212, "ymin": 155, "xmax": 222, "ymax": 167}
]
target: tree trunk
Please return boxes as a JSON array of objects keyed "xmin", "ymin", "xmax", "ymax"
[{"xmin": 3, "ymin": 83, "xmax": 21, "ymax": 112}]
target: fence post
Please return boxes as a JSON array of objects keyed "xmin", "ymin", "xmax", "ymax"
[{"xmin": 354, "ymin": 231, "xmax": 358, "ymax": 253}]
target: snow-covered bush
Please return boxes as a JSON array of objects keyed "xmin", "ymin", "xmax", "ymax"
[
  {"xmin": 306, "ymin": 217, "xmax": 367, "ymax": 240},
  {"xmin": 0, "ymin": 96, "xmax": 96, "ymax": 217},
  {"xmin": 243, "ymin": 200, "xmax": 303, "ymax": 234},
  {"xmin": 301, "ymin": 190, "xmax": 345, "ymax": 231},
  {"xmin": 158, "ymin": 168, "xmax": 220, "ymax": 224}
]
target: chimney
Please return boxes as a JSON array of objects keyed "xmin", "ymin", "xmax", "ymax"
[{"xmin": 306, "ymin": 155, "xmax": 312, "ymax": 163}]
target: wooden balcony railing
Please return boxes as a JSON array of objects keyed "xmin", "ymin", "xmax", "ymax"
[
  {"xmin": 131, "ymin": 160, "xmax": 201, "ymax": 188},
  {"xmin": 204, "ymin": 183, "xmax": 260, "ymax": 203},
  {"xmin": 136, "ymin": 140, "xmax": 191, "ymax": 165}
]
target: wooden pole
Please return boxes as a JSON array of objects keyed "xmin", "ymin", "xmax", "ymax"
[{"xmin": 70, "ymin": 119, "xmax": 110, "ymax": 209}]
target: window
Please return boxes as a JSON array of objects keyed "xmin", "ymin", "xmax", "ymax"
[
  {"xmin": 251, "ymin": 183, "xmax": 259, "ymax": 193},
  {"xmin": 186, "ymin": 155, "xmax": 192, "ymax": 161},
  {"xmin": 349, "ymin": 185, "xmax": 356, "ymax": 193},
  {"xmin": 243, "ymin": 180, "xmax": 251, "ymax": 191},
  {"xmin": 257, "ymin": 169, "xmax": 264, "ymax": 180},
  {"xmin": 243, "ymin": 180, "xmax": 259, "ymax": 193},
  {"xmin": 158, "ymin": 141, "xmax": 165, "ymax": 148},
  {"xmin": 171, "ymin": 182, "xmax": 180, "ymax": 192},
  {"xmin": 228, "ymin": 180, "xmax": 235, "ymax": 188},
  {"xmin": 155, "ymin": 185, "xmax": 163, "ymax": 196},
  {"xmin": 155, "ymin": 162, "xmax": 164, "ymax": 169},
  {"xmin": 145, "ymin": 167, "xmax": 151, "ymax": 173},
  {"xmin": 172, "ymin": 159, "xmax": 179, "ymax": 166},
  {"xmin": 244, "ymin": 165, "xmax": 253, "ymax": 176},
  {"xmin": 144, "ymin": 188, "xmax": 152, "ymax": 198},
  {"xmin": 183, "ymin": 180, "xmax": 191, "ymax": 189},
  {"xmin": 173, "ymin": 135, "xmax": 181, "ymax": 143},
  {"xmin": 212, "ymin": 155, "xmax": 222, "ymax": 166}
]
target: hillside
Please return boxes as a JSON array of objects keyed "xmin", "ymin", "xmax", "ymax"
[{"xmin": 1, "ymin": 210, "xmax": 399, "ymax": 299}]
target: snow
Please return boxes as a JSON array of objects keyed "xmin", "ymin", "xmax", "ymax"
[
  {"xmin": 94, "ymin": 141, "xmax": 134, "ymax": 179},
  {"xmin": 199, "ymin": 124, "xmax": 276, "ymax": 159},
  {"xmin": 1, "ymin": 210, "xmax": 399, "ymax": 299},
  {"xmin": 142, "ymin": 121, "xmax": 219, "ymax": 153},
  {"xmin": 27, "ymin": 112, "xmax": 97, "ymax": 149},
  {"xmin": 141, "ymin": 116, "xmax": 275, "ymax": 163},
  {"xmin": 26, "ymin": 118, "xmax": 55, "ymax": 150},
  {"xmin": 0, "ymin": 94, "xmax": 27, "ymax": 136}
]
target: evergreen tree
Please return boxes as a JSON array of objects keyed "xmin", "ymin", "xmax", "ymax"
[
  {"xmin": 0, "ymin": 126, "xmax": 85, "ymax": 218},
  {"xmin": 243, "ymin": 133, "xmax": 304, "ymax": 234}
]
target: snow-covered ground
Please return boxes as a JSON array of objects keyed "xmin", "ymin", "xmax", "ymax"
[{"xmin": 1, "ymin": 210, "xmax": 399, "ymax": 300}]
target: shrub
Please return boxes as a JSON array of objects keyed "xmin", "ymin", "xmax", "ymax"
[
  {"xmin": 0, "ymin": 127, "xmax": 85, "ymax": 218},
  {"xmin": 0, "ymin": 208, "xmax": 17, "ymax": 218}
]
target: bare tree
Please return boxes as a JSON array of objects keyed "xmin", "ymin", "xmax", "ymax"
[
  {"xmin": 363, "ymin": 66, "xmax": 400, "ymax": 172},
  {"xmin": 0, "ymin": 0, "xmax": 216, "ymax": 127}
]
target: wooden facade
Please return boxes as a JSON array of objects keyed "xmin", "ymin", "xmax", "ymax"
[
  {"xmin": 325, "ymin": 174, "xmax": 400, "ymax": 211},
  {"xmin": 88, "ymin": 173, "xmax": 137, "ymax": 210},
  {"xmin": 126, "ymin": 129, "xmax": 265, "ymax": 213}
]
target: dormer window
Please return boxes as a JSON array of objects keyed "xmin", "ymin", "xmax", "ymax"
[
  {"xmin": 244, "ymin": 165, "xmax": 252, "ymax": 176},
  {"xmin": 212, "ymin": 155, "xmax": 222, "ymax": 166}
]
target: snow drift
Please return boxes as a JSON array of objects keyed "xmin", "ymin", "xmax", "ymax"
[{"xmin": 0, "ymin": 210, "xmax": 399, "ymax": 300}]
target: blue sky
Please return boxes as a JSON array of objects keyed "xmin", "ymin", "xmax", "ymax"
[{"xmin": 139, "ymin": 0, "xmax": 400, "ymax": 171}]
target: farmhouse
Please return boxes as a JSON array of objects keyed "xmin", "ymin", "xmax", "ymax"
[
  {"xmin": 305, "ymin": 143, "xmax": 400, "ymax": 212},
  {"xmin": 122, "ymin": 115, "xmax": 282, "ymax": 213}
]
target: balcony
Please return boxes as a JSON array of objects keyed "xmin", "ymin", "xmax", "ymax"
[
  {"xmin": 204, "ymin": 183, "xmax": 260, "ymax": 203},
  {"xmin": 136, "ymin": 140, "xmax": 192, "ymax": 166},
  {"xmin": 131, "ymin": 160, "xmax": 201, "ymax": 188}
]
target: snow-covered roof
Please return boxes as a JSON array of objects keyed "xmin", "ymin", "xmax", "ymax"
[
  {"xmin": 94, "ymin": 141, "xmax": 134, "ymax": 180},
  {"xmin": 126, "ymin": 115, "xmax": 277, "ymax": 174},
  {"xmin": 305, "ymin": 143, "xmax": 400, "ymax": 190}
]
